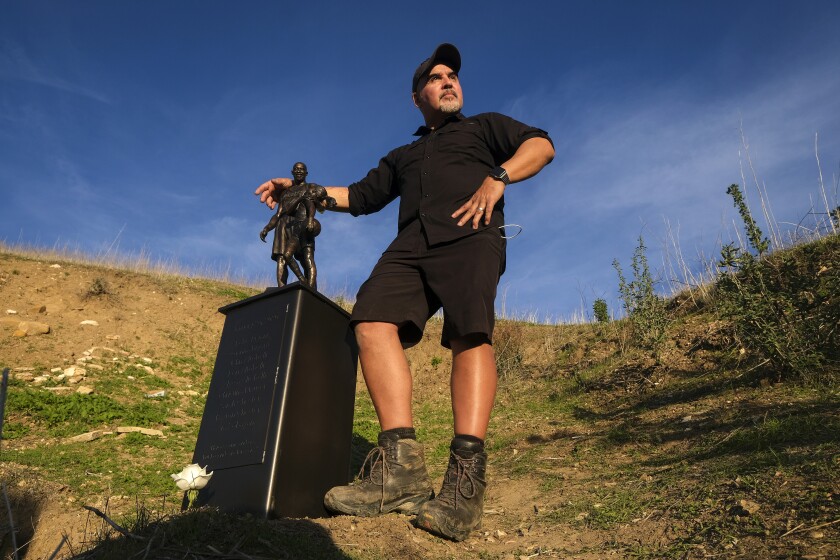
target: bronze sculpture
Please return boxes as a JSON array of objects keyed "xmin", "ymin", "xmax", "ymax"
[{"xmin": 260, "ymin": 162, "xmax": 336, "ymax": 289}]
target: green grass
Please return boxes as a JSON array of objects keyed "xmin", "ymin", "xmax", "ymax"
[{"xmin": 6, "ymin": 387, "xmax": 169, "ymax": 437}]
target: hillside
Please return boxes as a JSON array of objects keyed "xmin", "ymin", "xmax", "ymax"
[{"xmin": 0, "ymin": 246, "xmax": 837, "ymax": 560}]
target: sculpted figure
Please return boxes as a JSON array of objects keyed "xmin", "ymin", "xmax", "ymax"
[{"xmin": 260, "ymin": 162, "xmax": 336, "ymax": 289}]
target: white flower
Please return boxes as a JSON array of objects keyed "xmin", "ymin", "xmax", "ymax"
[{"xmin": 171, "ymin": 463, "xmax": 213, "ymax": 491}]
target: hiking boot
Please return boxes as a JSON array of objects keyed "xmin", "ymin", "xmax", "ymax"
[
  {"xmin": 324, "ymin": 432, "xmax": 434, "ymax": 516},
  {"xmin": 416, "ymin": 439, "xmax": 487, "ymax": 541}
]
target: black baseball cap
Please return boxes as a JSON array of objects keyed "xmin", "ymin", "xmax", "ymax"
[{"xmin": 412, "ymin": 43, "xmax": 461, "ymax": 92}]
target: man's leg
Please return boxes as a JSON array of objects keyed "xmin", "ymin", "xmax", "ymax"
[
  {"xmin": 323, "ymin": 321, "xmax": 433, "ymax": 516},
  {"xmin": 416, "ymin": 335, "xmax": 496, "ymax": 541},
  {"xmin": 355, "ymin": 321, "xmax": 415, "ymax": 429},
  {"xmin": 450, "ymin": 335, "xmax": 498, "ymax": 439}
]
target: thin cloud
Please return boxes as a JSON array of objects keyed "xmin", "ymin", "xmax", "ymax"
[{"xmin": 0, "ymin": 40, "xmax": 111, "ymax": 104}]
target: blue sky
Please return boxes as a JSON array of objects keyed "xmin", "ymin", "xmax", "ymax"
[{"xmin": 2, "ymin": 1, "xmax": 839, "ymax": 321}]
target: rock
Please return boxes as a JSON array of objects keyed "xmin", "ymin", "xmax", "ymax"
[
  {"xmin": 76, "ymin": 386, "xmax": 95, "ymax": 395},
  {"xmin": 137, "ymin": 364, "xmax": 155, "ymax": 375},
  {"xmin": 13, "ymin": 372, "xmax": 34, "ymax": 382},
  {"xmin": 145, "ymin": 390, "xmax": 166, "ymax": 398},
  {"xmin": 5, "ymin": 309, "xmax": 17, "ymax": 315},
  {"xmin": 105, "ymin": 334, "xmax": 120, "ymax": 340},
  {"xmin": 62, "ymin": 365, "xmax": 86, "ymax": 378},
  {"xmin": 13, "ymin": 321, "xmax": 51, "ymax": 336},
  {"xmin": 80, "ymin": 320, "xmax": 99, "ymax": 326},
  {"xmin": 141, "ymin": 357, "xmax": 153, "ymax": 364},
  {"xmin": 67, "ymin": 376, "xmax": 85, "ymax": 385},
  {"xmin": 49, "ymin": 264, "xmax": 61, "ymax": 268},
  {"xmin": 116, "ymin": 426, "xmax": 164, "ymax": 437},
  {"xmin": 51, "ymin": 367, "xmax": 62, "ymax": 373},
  {"xmin": 67, "ymin": 430, "xmax": 107, "ymax": 443},
  {"xmin": 0, "ymin": 317, "xmax": 21, "ymax": 326},
  {"xmin": 86, "ymin": 363, "xmax": 104, "ymax": 371},
  {"xmin": 30, "ymin": 305, "xmax": 47, "ymax": 314},
  {"xmin": 33, "ymin": 375, "xmax": 50, "ymax": 385},
  {"xmin": 730, "ymin": 500, "xmax": 761, "ymax": 516}
]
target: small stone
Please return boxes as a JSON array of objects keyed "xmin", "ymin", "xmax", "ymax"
[
  {"xmin": 137, "ymin": 364, "xmax": 155, "ymax": 375},
  {"xmin": 67, "ymin": 376, "xmax": 84, "ymax": 385},
  {"xmin": 126, "ymin": 375, "xmax": 135, "ymax": 380},
  {"xmin": 33, "ymin": 375, "xmax": 50, "ymax": 385},
  {"xmin": 739, "ymin": 500, "xmax": 760, "ymax": 515},
  {"xmin": 184, "ymin": 390, "xmax": 199, "ymax": 397},
  {"xmin": 30, "ymin": 305, "xmax": 47, "ymax": 314},
  {"xmin": 49, "ymin": 264, "xmax": 61, "ymax": 268},
  {"xmin": 80, "ymin": 320, "xmax": 99, "ymax": 326},
  {"xmin": 13, "ymin": 372, "xmax": 34, "ymax": 382},
  {"xmin": 105, "ymin": 334, "xmax": 120, "ymax": 340},
  {"xmin": 51, "ymin": 367, "xmax": 62, "ymax": 373},
  {"xmin": 141, "ymin": 357, "xmax": 153, "ymax": 364},
  {"xmin": 681, "ymin": 415, "xmax": 692, "ymax": 423},
  {"xmin": 809, "ymin": 531, "xmax": 824, "ymax": 539},
  {"xmin": 86, "ymin": 363, "xmax": 104, "ymax": 371},
  {"xmin": 76, "ymin": 386, "xmax": 94, "ymax": 395},
  {"xmin": 493, "ymin": 529, "xmax": 507, "ymax": 538},
  {"xmin": 5, "ymin": 309, "xmax": 17, "ymax": 315}
]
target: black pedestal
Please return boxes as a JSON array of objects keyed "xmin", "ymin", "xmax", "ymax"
[{"xmin": 191, "ymin": 283, "xmax": 358, "ymax": 518}]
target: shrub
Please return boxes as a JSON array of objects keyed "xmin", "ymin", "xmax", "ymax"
[
  {"xmin": 716, "ymin": 184, "xmax": 839, "ymax": 381},
  {"xmin": 593, "ymin": 299, "xmax": 610, "ymax": 323}
]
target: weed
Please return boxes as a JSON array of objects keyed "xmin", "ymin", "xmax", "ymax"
[
  {"xmin": 494, "ymin": 320, "xmax": 525, "ymax": 379},
  {"xmin": 82, "ymin": 277, "xmax": 114, "ymax": 300},
  {"xmin": 430, "ymin": 356, "xmax": 443, "ymax": 368},
  {"xmin": 613, "ymin": 236, "xmax": 670, "ymax": 355}
]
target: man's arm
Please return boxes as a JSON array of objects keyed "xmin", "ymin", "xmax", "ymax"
[
  {"xmin": 452, "ymin": 137, "xmax": 555, "ymax": 229},
  {"xmin": 255, "ymin": 179, "xmax": 351, "ymax": 213}
]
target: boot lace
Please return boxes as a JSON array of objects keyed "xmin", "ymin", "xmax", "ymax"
[
  {"xmin": 355, "ymin": 444, "xmax": 395, "ymax": 511},
  {"xmin": 436, "ymin": 451, "xmax": 478, "ymax": 511}
]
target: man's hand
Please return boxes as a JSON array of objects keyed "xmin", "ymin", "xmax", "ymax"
[
  {"xmin": 259, "ymin": 229, "xmax": 268, "ymax": 242},
  {"xmin": 451, "ymin": 177, "xmax": 506, "ymax": 229},
  {"xmin": 255, "ymin": 178, "xmax": 292, "ymax": 210}
]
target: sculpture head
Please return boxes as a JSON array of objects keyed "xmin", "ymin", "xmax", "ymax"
[{"xmin": 291, "ymin": 162, "xmax": 308, "ymax": 184}]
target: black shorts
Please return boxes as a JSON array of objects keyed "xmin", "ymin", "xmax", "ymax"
[{"xmin": 350, "ymin": 228, "xmax": 506, "ymax": 349}]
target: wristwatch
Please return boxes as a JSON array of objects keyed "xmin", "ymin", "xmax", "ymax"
[{"xmin": 488, "ymin": 166, "xmax": 510, "ymax": 185}]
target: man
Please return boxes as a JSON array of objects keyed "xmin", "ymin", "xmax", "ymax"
[
  {"xmin": 260, "ymin": 162, "xmax": 335, "ymax": 288},
  {"xmin": 255, "ymin": 43, "xmax": 554, "ymax": 541}
]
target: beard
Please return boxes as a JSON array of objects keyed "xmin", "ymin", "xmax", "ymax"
[{"xmin": 439, "ymin": 97, "xmax": 462, "ymax": 114}]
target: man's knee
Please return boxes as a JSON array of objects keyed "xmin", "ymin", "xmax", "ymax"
[{"xmin": 354, "ymin": 321, "xmax": 400, "ymax": 347}]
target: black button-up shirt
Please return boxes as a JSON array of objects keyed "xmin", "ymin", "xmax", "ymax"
[{"xmin": 347, "ymin": 112, "xmax": 552, "ymax": 250}]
